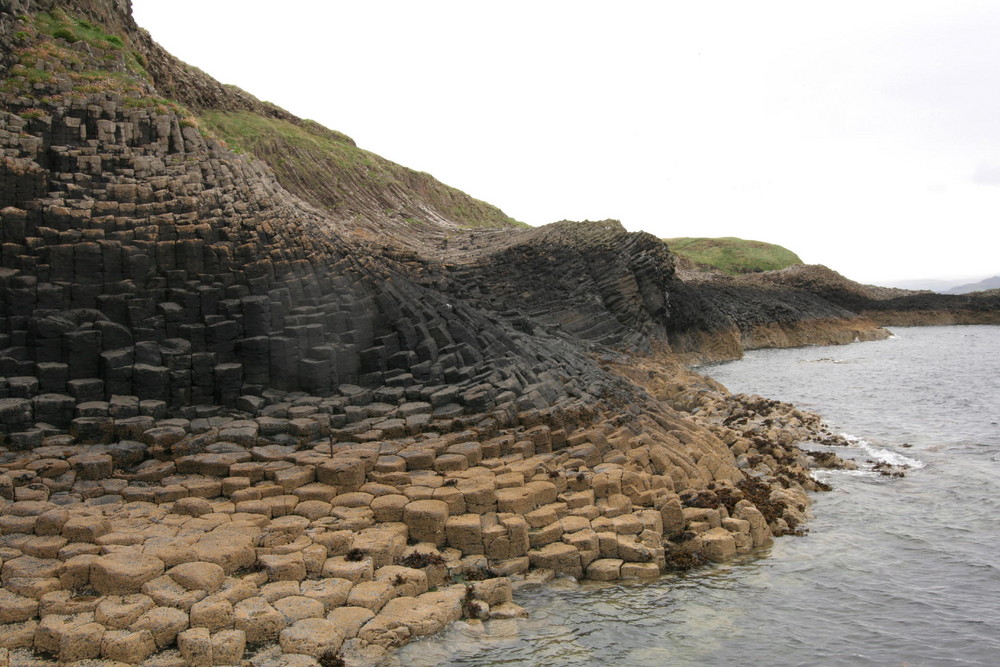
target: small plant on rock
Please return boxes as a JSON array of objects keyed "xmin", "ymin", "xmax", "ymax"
[
  {"xmin": 462, "ymin": 585, "xmax": 485, "ymax": 619},
  {"xmin": 52, "ymin": 26, "xmax": 77, "ymax": 42},
  {"xmin": 399, "ymin": 551, "xmax": 445, "ymax": 568},
  {"xmin": 18, "ymin": 107, "xmax": 47, "ymax": 119},
  {"xmin": 318, "ymin": 649, "xmax": 345, "ymax": 667},
  {"xmin": 663, "ymin": 549, "xmax": 707, "ymax": 571},
  {"xmin": 464, "ymin": 567, "xmax": 498, "ymax": 581}
]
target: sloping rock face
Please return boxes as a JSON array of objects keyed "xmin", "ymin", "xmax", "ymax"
[
  {"xmin": 0, "ymin": 7, "xmax": 544, "ymax": 418},
  {"xmin": 684, "ymin": 264, "xmax": 1000, "ymax": 331},
  {"xmin": 0, "ymin": 0, "xmax": 905, "ymax": 421},
  {"xmin": 0, "ymin": 0, "xmax": 819, "ymax": 436}
]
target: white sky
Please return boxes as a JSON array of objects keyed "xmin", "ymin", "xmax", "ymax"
[{"xmin": 130, "ymin": 0, "xmax": 1000, "ymax": 285}]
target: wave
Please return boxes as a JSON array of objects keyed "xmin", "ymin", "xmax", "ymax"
[{"xmin": 841, "ymin": 433, "xmax": 926, "ymax": 469}]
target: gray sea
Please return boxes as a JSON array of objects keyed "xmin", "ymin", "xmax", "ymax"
[{"xmin": 392, "ymin": 325, "xmax": 1000, "ymax": 666}]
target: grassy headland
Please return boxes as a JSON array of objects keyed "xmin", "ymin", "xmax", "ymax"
[{"xmin": 664, "ymin": 236, "xmax": 803, "ymax": 274}]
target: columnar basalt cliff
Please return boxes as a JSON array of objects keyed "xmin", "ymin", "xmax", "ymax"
[
  {"xmin": 680, "ymin": 263, "xmax": 1000, "ymax": 337},
  {"xmin": 0, "ymin": 2, "xmax": 996, "ymax": 665}
]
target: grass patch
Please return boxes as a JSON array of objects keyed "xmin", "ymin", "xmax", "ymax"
[
  {"xmin": 35, "ymin": 10, "xmax": 130, "ymax": 51},
  {"xmin": 1, "ymin": 10, "xmax": 154, "ymax": 104},
  {"xmin": 200, "ymin": 110, "xmax": 362, "ymax": 159},
  {"xmin": 4, "ymin": 10, "xmax": 520, "ymax": 231},
  {"xmin": 664, "ymin": 236, "xmax": 803, "ymax": 274},
  {"xmin": 18, "ymin": 107, "xmax": 48, "ymax": 120},
  {"xmin": 199, "ymin": 110, "xmax": 522, "ymax": 229}
]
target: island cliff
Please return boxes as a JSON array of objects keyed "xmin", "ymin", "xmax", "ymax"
[{"xmin": 0, "ymin": 2, "xmax": 996, "ymax": 665}]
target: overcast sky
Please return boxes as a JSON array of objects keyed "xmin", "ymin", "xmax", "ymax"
[{"xmin": 130, "ymin": 0, "xmax": 1000, "ymax": 285}]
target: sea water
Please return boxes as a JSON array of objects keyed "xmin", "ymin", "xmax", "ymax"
[{"xmin": 392, "ymin": 325, "xmax": 1000, "ymax": 666}]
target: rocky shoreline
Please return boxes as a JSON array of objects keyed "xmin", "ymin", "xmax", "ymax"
[
  {"xmin": 0, "ymin": 346, "xmax": 858, "ymax": 667},
  {"xmin": 1, "ymin": 2, "xmax": 996, "ymax": 665}
]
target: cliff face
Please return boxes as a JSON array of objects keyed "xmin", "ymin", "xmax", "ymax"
[
  {"xmin": 0, "ymin": 2, "xmax": 990, "ymax": 665},
  {"xmin": 695, "ymin": 264, "xmax": 1000, "ymax": 329},
  {"xmin": 0, "ymin": 2, "xmax": 535, "ymax": 413},
  {"xmin": 0, "ymin": 0, "xmax": 884, "ymax": 413}
]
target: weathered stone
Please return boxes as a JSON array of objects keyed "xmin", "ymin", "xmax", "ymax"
[
  {"xmin": 490, "ymin": 601, "xmax": 530, "ymax": 619},
  {"xmin": 95, "ymin": 594, "xmax": 157, "ymax": 629},
  {"xmin": 299, "ymin": 577, "xmax": 352, "ymax": 611},
  {"xmin": 192, "ymin": 532, "xmax": 256, "ymax": 573},
  {"xmin": 177, "ymin": 627, "xmax": 212, "ymax": 667},
  {"xmin": 445, "ymin": 514, "xmax": 484, "ymax": 554},
  {"xmin": 130, "ymin": 606, "xmax": 190, "ymax": 649},
  {"xmin": 358, "ymin": 596, "xmax": 451, "ymax": 645},
  {"xmin": 233, "ymin": 596, "xmax": 286, "ymax": 643},
  {"xmin": 38, "ymin": 590, "xmax": 100, "ymax": 616},
  {"xmin": 68, "ymin": 454, "xmax": 114, "ymax": 479},
  {"xmin": 346, "ymin": 580, "xmax": 396, "ymax": 613},
  {"xmin": 58, "ymin": 620, "xmax": 105, "ymax": 662},
  {"xmin": 370, "ymin": 494, "xmax": 408, "ymax": 522},
  {"xmin": 61, "ymin": 515, "xmax": 110, "ymax": 542},
  {"xmin": 700, "ymin": 527, "xmax": 738, "ymax": 562},
  {"xmin": 279, "ymin": 617, "xmax": 346, "ymax": 658},
  {"xmin": 142, "ymin": 574, "xmax": 206, "ymax": 611},
  {"xmin": 167, "ymin": 561, "xmax": 225, "ymax": 593},
  {"xmin": 0, "ymin": 619, "xmax": 37, "ymax": 650},
  {"xmin": 212, "ymin": 628, "xmax": 246, "ymax": 665},
  {"xmin": 259, "ymin": 552, "xmax": 307, "ymax": 582},
  {"xmin": 403, "ymin": 499, "xmax": 449, "ymax": 546},
  {"xmin": 620, "ymin": 561, "xmax": 661, "ymax": 578},
  {"xmin": 190, "ymin": 596, "xmax": 234, "ymax": 631},
  {"xmin": 273, "ymin": 594, "xmax": 325, "ymax": 624},
  {"xmin": 528, "ymin": 542, "xmax": 583, "ymax": 577},
  {"xmin": 101, "ymin": 628, "xmax": 158, "ymax": 663},
  {"xmin": 326, "ymin": 605, "xmax": 375, "ymax": 639},
  {"xmin": 374, "ymin": 565, "xmax": 428, "ymax": 598},
  {"xmin": 497, "ymin": 486, "xmax": 536, "ymax": 514},
  {"xmin": 293, "ymin": 498, "xmax": 332, "ymax": 521},
  {"xmin": 585, "ymin": 557, "xmax": 623, "ymax": 581},
  {"xmin": 316, "ymin": 458, "xmax": 366, "ymax": 489},
  {"xmin": 322, "ymin": 556, "xmax": 374, "ymax": 583},
  {"xmin": 735, "ymin": 500, "xmax": 773, "ymax": 549},
  {"xmin": 0, "ymin": 589, "xmax": 39, "ymax": 623},
  {"xmin": 173, "ymin": 496, "xmax": 213, "ymax": 517},
  {"xmin": 91, "ymin": 551, "xmax": 165, "ymax": 594}
]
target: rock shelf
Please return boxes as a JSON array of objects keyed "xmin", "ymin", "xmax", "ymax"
[{"xmin": 0, "ymin": 359, "xmax": 846, "ymax": 665}]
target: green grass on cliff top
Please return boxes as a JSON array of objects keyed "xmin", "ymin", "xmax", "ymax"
[
  {"xmin": 3, "ymin": 10, "xmax": 188, "ymax": 119},
  {"xmin": 6, "ymin": 9, "xmax": 519, "ymax": 232},
  {"xmin": 199, "ymin": 110, "xmax": 523, "ymax": 230},
  {"xmin": 663, "ymin": 236, "xmax": 803, "ymax": 274}
]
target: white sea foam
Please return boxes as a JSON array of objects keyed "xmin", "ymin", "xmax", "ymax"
[
  {"xmin": 841, "ymin": 433, "xmax": 925, "ymax": 469},
  {"xmin": 812, "ymin": 469, "xmax": 876, "ymax": 480}
]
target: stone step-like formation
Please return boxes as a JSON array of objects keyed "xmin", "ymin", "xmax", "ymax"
[{"xmin": 0, "ymin": 368, "xmax": 834, "ymax": 664}]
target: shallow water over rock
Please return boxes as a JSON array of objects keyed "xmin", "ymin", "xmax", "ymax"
[{"xmin": 394, "ymin": 325, "xmax": 1000, "ymax": 666}]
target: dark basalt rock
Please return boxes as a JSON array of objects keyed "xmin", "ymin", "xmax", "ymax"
[
  {"xmin": 0, "ymin": 1, "xmax": 992, "ymax": 444},
  {"xmin": 0, "ymin": 0, "xmax": 988, "ymax": 448}
]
